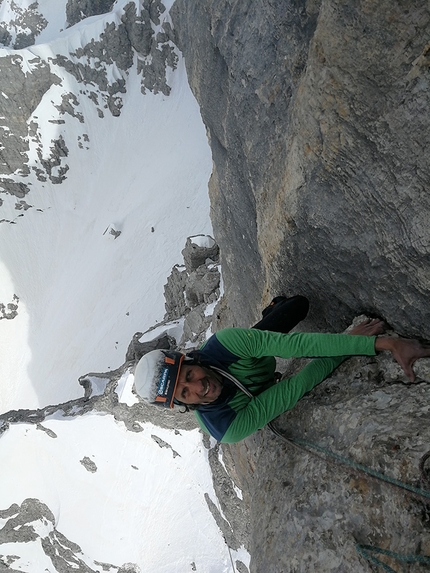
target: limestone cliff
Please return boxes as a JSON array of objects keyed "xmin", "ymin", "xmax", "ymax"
[
  {"xmin": 170, "ymin": 2, "xmax": 430, "ymax": 571},
  {"xmin": 171, "ymin": 0, "xmax": 430, "ymax": 339}
]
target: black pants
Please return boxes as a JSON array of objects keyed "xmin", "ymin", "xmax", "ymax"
[{"xmin": 252, "ymin": 295, "xmax": 309, "ymax": 334}]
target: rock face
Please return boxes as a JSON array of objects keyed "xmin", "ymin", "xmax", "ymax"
[
  {"xmin": 170, "ymin": 2, "xmax": 430, "ymax": 571},
  {"xmin": 171, "ymin": 0, "xmax": 430, "ymax": 339}
]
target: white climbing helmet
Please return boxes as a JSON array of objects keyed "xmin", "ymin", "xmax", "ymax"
[{"xmin": 133, "ymin": 349, "xmax": 185, "ymax": 408}]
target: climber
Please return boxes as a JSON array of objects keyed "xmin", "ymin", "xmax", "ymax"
[{"xmin": 133, "ymin": 296, "xmax": 430, "ymax": 444}]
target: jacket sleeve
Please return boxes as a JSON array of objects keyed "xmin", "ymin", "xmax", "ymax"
[
  {"xmin": 215, "ymin": 328, "xmax": 376, "ymax": 360},
  {"xmin": 221, "ymin": 355, "xmax": 345, "ymax": 443},
  {"xmin": 214, "ymin": 328, "xmax": 377, "ymax": 444}
]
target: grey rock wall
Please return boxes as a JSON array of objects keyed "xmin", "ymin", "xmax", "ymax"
[
  {"xmin": 170, "ymin": 4, "xmax": 430, "ymax": 568},
  {"xmin": 171, "ymin": 0, "xmax": 430, "ymax": 340}
]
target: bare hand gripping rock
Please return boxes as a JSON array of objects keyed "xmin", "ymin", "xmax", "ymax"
[{"xmin": 350, "ymin": 317, "xmax": 430, "ymax": 382}]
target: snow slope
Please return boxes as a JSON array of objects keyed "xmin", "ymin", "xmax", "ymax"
[
  {"xmin": 0, "ymin": 1, "xmax": 249, "ymax": 571},
  {"xmin": 0, "ymin": 0, "xmax": 212, "ymax": 410},
  {"xmin": 0, "ymin": 411, "xmax": 237, "ymax": 572}
]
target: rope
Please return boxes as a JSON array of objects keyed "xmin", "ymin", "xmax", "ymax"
[
  {"xmin": 268, "ymin": 422, "xmax": 430, "ymax": 571},
  {"xmin": 268, "ymin": 422, "xmax": 430, "ymax": 503},
  {"xmin": 356, "ymin": 544, "xmax": 430, "ymax": 572},
  {"xmin": 215, "ymin": 364, "xmax": 430, "ymax": 501}
]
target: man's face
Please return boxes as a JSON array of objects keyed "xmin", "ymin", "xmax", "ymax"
[{"xmin": 174, "ymin": 364, "xmax": 223, "ymax": 405}]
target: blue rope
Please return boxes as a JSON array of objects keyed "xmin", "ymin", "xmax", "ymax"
[
  {"xmin": 356, "ymin": 544, "xmax": 430, "ymax": 572},
  {"xmin": 268, "ymin": 423, "xmax": 430, "ymax": 502},
  {"xmin": 293, "ymin": 436, "xmax": 430, "ymax": 501}
]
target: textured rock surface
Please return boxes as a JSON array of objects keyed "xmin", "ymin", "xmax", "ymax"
[
  {"xmin": 171, "ymin": 0, "xmax": 430, "ymax": 340},
  {"xmin": 171, "ymin": 4, "xmax": 430, "ymax": 569},
  {"xmin": 225, "ymin": 338, "xmax": 430, "ymax": 572}
]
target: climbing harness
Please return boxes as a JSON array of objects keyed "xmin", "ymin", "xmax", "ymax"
[{"xmin": 215, "ymin": 365, "xmax": 430, "ymax": 571}]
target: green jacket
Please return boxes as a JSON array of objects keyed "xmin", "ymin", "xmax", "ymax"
[{"xmin": 193, "ymin": 328, "xmax": 376, "ymax": 443}]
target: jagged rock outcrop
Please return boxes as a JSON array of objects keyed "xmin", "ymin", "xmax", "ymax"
[
  {"xmin": 0, "ymin": 0, "xmax": 178, "ymax": 199},
  {"xmin": 0, "ymin": 499, "xmax": 139, "ymax": 572},
  {"xmin": 0, "ymin": 294, "xmax": 19, "ymax": 320},
  {"xmin": 171, "ymin": 0, "xmax": 430, "ymax": 340},
  {"xmin": 0, "ymin": 54, "xmax": 61, "ymax": 195},
  {"xmin": 164, "ymin": 234, "xmax": 221, "ymax": 348},
  {"xmin": 66, "ymin": 0, "xmax": 117, "ymax": 27},
  {"xmin": 0, "ymin": 4, "xmax": 47, "ymax": 49}
]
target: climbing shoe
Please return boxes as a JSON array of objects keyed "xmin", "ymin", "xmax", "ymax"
[{"xmin": 261, "ymin": 296, "xmax": 288, "ymax": 317}]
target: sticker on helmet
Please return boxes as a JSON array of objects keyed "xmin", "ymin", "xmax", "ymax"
[{"xmin": 157, "ymin": 367, "xmax": 170, "ymax": 396}]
